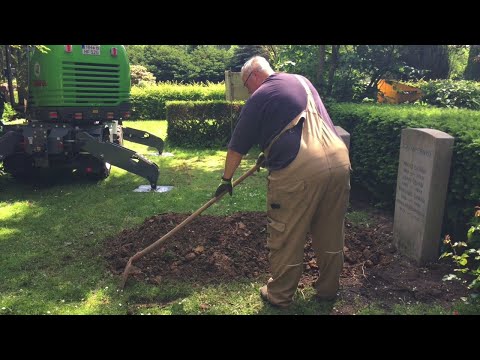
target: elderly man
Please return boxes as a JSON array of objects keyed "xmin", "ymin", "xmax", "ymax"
[{"xmin": 215, "ymin": 56, "xmax": 351, "ymax": 308}]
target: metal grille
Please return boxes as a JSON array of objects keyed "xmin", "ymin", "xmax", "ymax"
[{"xmin": 62, "ymin": 61, "xmax": 121, "ymax": 105}]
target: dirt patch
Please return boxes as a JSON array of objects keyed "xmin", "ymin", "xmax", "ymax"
[{"xmin": 104, "ymin": 203, "xmax": 469, "ymax": 314}]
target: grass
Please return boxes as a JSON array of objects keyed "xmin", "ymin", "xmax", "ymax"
[
  {"xmin": 0, "ymin": 120, "xmax": 267, "ymax": 315},
  {"xmin": 346, "ymin": 210, "xmax": 372, "ymax": 226},
  {"xmin": 1, "ymin": 120, "xmax": 479, "ymax": 315}
]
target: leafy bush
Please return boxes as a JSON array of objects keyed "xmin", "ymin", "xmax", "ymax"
[
  {"xmin": 468, "ymin": 208, "xmax": 480, "ymax": 249},
  {"xmin": 1, "ymin": 102, "xmax": 17, "ymax": 121},
  {"xmin": 130, "ymin": 64, "xmax": 156, "ymax": 86},
  {"xmin": 441, "ymin": 206, "xmax": 480, "ymax": 293},
  {"xmin": 415, "ymin": 80, "xmax": 480, "ymax": 110}
]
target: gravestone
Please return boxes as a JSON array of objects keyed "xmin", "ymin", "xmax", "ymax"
[
  {"xmin": 225, "ymin": 71, "xmax": 249, "ymax": 101},
  {"xmin": 393, "ymin": 128, "xmax": 454, "ymax": 264},
  {"xmin": 334, "ymin": 126, "xmax": 350, "ymax": 150}
]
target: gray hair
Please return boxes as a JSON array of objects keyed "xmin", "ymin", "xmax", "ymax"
[{"xmin": 241, "ymin": 56, "xmax": 273, "ymax": 78}]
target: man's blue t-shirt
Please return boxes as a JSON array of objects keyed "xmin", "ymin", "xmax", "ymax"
[{"xmin": 228, "ymin": 72, "xmax": 338, "ymax": 171}]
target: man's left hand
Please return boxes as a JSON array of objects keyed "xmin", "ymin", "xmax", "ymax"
[{"xmin": 256, "ymin": 152, "xmax": 266, "ymax": 171}]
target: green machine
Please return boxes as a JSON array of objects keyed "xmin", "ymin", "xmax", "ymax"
[{"xmin": 0, "ymin": 45, "xmax": 163, "ymax": 189}]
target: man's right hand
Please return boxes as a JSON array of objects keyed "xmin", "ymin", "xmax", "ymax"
[{"xmin": 215, "ymin": 177, "xmax": 233, "ymax": 197}]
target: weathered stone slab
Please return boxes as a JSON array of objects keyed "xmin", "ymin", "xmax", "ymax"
[
  {"xmin": 393, "ymin": 128, "xmax": 454, "ymax": 264},
  {"xmin": 334, "ymin": 126, "xmax": 350, "ymax": 150},
  {"xmin": 225, "ymin": 71, "xmax": 249, "ymax": 101}
]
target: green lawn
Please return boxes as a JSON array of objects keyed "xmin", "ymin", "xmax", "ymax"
[{"xmin": 0, "ymin": 120, "xmax": 478, "ymax": 315}]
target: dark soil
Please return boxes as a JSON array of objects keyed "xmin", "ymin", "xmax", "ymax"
[{"xmin": 104, "ymin": 199, "xmax": 469, "ymax": 314}]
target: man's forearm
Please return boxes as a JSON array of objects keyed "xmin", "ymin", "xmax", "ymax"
[{"xmin": 222, "ymin": 148, "xmax": 243, "ymax": 179}]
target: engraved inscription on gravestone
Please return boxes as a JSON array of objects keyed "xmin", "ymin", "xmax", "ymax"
[{"xmin": 395, "ymin": 147, "xmax": 430, "ymax": 224}]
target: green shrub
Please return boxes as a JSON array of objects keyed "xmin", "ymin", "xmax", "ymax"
[
  {"xmin": 130, "ymin": 82, "xmax": 225, "ymax": 120},
  {"xmin": 415, "ymin": 80, "xmax": 480, "ymax": 110},
  {"xmin": 1, "ymin": 102, "xmax": 17, "ymax": 122},
  {"xmin": 441, "ymin": 206, "xmax": 480, "ymax": 293},
  {"xmin": 166, "ymin": 100, "xmax": 244, "ymax": 148},
  {"xmin": 130, "ymin": 64, "xmax": 156, "ymax": 86}
]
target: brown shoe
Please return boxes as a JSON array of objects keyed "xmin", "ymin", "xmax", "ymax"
[
  {"xmin": 260, "ymin": 285, "xmax": 269, "ymax": 302},
  {"xmin": 259, "ymin": 285, "xmax": 290, "ymax": 308}
]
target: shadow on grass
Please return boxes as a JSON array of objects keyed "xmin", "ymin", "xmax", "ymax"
[
  {"xmin": 5, "ymin": 169, "xmax": 105, "ymax": 186},
  {"xmin": 120, "ymin": 277, "xmax": 337, "ymax": 315},
  {"xmin": 255, "ymin": 295, "xmax": 336, "ymax": 315}
]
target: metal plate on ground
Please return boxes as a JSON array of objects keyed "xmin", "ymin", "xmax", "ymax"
[{"xmin": 134, "ymin": 185, "xmax": 174, "ymax": 193}]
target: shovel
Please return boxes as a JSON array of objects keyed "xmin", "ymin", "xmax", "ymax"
[{"xmin": 119, "ymin": 162, "xmax": 262, "ymax": 289}]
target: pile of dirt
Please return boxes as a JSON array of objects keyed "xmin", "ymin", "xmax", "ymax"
[{"xmin": 104, "ymin": 207, "xmax": 469, "ymax": 314}]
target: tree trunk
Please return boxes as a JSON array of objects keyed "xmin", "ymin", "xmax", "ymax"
[
  {"xmin": 464, "ymin": 45, "xmax": 480, "ymax": 80},
  {"xmin": 15, "ymin": 46, "xmax": 28, "ymax": 115},
  {"xmin": 326, "ymin": 45, "xmax": 339, "ymax": 96},
  {"xmin": 5, "ymin": 45, "xmax": 15, "ymax": 106},
  {"xmin": 398, "ymin": 45, "xmax": 450, "ymax": 80},
  {"xmin": 317, "ymin": 45, "xmax": 326, "ymax": 93}
]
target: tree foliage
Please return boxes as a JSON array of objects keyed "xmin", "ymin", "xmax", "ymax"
[
  {"xmin": 125, "ymin": 45, "xmax": 146, "ymax": 65},
  {"xmin": 126, "ymin": 45, "xmax": 232, "ymax": 83},
  {"xmin": 1, "ymin": 45, "xmax": 479, "ymax": 110},
  {"xmin": 113, "ymin": 45, "xmax": 480, "ymax": 104},
  {"xmin": 142, "ymin": 45, "xmax": 195, "ymax": 82},
  {"xmin": 189, "ymin": 46, "xmax": 234, "ymax": 83},
  {"xmin": 397, "ymin": 45, "xmax": 450, "ymax": 80},
  {"xmin": 0, "ymin": 45, "xmax": 49, "ymax": 115},
  {"xmin": 228, "ymin": 45, "xmax": 272, "ymax": 71},
  {"xmin": 448, "ymin": 45, "xmax": 469, "ymax": 80}
]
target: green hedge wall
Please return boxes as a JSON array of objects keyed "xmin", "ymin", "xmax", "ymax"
[
  {"xmin": 166, "ymin": 100, "xmax": 244, "ymax": 147},
  {"xmin": 329, "ymin": 102, "xmax": 480, "ymax": 237},
  {"xmin": 130, "ymin": 83, "xmax": 225, "ymax": 120},
  {"xmin": 163, "ymin": 98, "xmax": 479, "ymax": 237}
]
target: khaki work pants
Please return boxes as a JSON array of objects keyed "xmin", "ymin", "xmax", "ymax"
[{"xmin": 264, "ymin": 75, "xmax": 351, "ymax": 307}]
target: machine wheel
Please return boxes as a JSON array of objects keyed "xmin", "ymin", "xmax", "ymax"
[
  {"xmin": 100, "ymin": 162, "xmax": 111, "ymax": 179},
  {"xmin": 3, "ymin": 154, "xmax": 34, "ymax": 180},
  {"xmin": 80, "ymin": 155, "xmax": 111, "ymax": 181},
  {"xmin": 86, "ymin": 161, "xmax": 111, "ymax": 181}
]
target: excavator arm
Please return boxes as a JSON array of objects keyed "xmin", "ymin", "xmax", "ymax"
[
  {"xmin": 122, "ymin": 127, "xmax": 164, "ymax": 155},
  {"xmin": 76, "ymin": 131, "xmax": 159, "ymax": 190}
]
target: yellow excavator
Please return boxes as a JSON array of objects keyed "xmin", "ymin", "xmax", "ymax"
[{"xmin": 377, "ymin": 79, "xmax": 423, "ymax": 104}]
